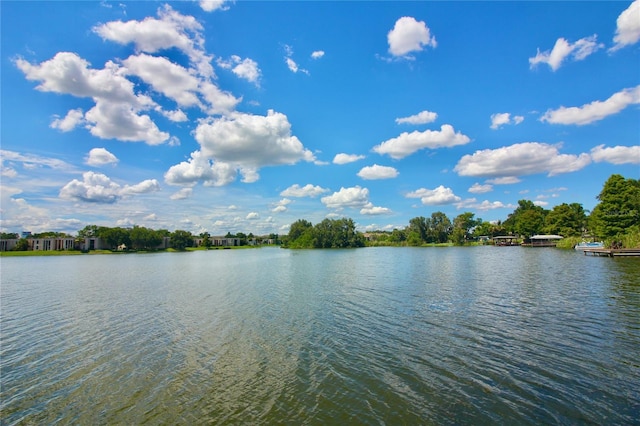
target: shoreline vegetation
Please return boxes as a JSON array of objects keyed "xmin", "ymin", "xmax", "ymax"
[{"xmin": 1, "ymin": 174, "xmax": 638, "ymax": 256}]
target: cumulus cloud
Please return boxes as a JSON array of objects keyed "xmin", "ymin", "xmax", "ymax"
[
  {"xmin": 406, "ymin": 185, "xmax": 461, "ymax": 205},
  {"xmin": 333, "ymin": 153, "xmax": 365, "ymax": 165},
  {"xmin": 51, "ymin": 108, "xmax": 85, "ymax": 132},
  {"xmin": 357, "ymin": 164, "xmax": 399, "ymax": 180},
  {"xmin": 311, "ymin": 50, "xmax": 325, "ymax": 59},
  {"xmin": 321, "ymin": 186, "xmax": 370, "ymax": 209},
  {"xmin": 85, "ymin": 148, "xmax": 118, "ymax": 167},
  {"xmin": 373, "ymin": 124, "xmax": 471, "ymax": 159},
  {"xmin": 611, "ymin": 0, "xmax": 640, "ymax": 51},
  {"xmin": 246, "ymin": 212, "xmax": 259, "ymax": 220},
  {"xmin": 395, "ymin": 110, "xmax": 438, "ymax": 125},
  {"xmin": 93, "ymin": 4, "xmax": 214, "ymax": 78},
  {"xmin": 454, "ymin": 142, "xmax": 592, "ymax": 178},
  {"xmin": 15, "ymin": 52, "xmax": 170, "ymax": 145},
  {"xmin": 199, "ymin": 0, "xmax": 230, "ymax": 12},
  {"xmin": 540, "ymin": 85, "xmax": 640, "ymax": 125},
  {"xmin": 360, "ymin": 203, "xmax": 392, "ymax": 215},
  {"xmin": 123, "ymin": 54, "xmax": 202, "ymax": 108},
  {"xmin": 468, "ymin": 182, "xmax": 493, "ymax": 194},
  {"xmin": 217, "ymin": 55, "xmax": 261, "ymax": 85},
  {"xmin": 272, "ymin": 198, "xmax": 292, "ymax": 213},
  {"xmin": 490, "ymin": 112, "xmax": 524, "ymax": 129},
  {"xmin": 280, "ymin": 183, "xmax": 329, "ymax": 198},
  {"xmin": 194, "ymin": 110, "xmax": 316, "ymax": 172},
  {"xmin": 170, "ymin": 187, "xmax": 193, "ymax": 200},
  {"xmin": 164, "ymin": 150, "xmax": 237, "ymax": 187},
  {"xmin": 590, "ymin": 144, "xmax": 640, "ymax": 164},
  {"xmin": 529, "ymin": 35, "xmax": 604, "ymax": 71},
  {"xmin": 59, "ymin": 171, "xmax": 159, "ymax": 203},
  {"xmin": 387, "ymin": 16, "xmax": 436, "ymax": 57}
]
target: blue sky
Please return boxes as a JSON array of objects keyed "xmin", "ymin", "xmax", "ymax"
[{"xmin": 1, "ymin": 0, "xmax": 639, "ymax": 236}]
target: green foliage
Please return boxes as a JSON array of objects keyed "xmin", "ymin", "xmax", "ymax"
[
  {"xmin": 170, "ymin": 230, "xmax": 194, "ymax": 250},
  {"xmin": 503, "ymin": 200, "xmax": 548, "ymax": 237},
  {"xmin": 428, "ymin": 212, "xmax": 452, "ymax": 243},
  {"xmin": 452, "ymin": 212, "xmax": 479, "ymax": 245},
  {"xmin": 590, "ymin": 174, "xmax": 640, "ymax": 239},
  {"xmin": 0, "ymin": 232, "xmax": 19, "ymax": 239},
  {"xmin": 14, "ymin": 238, "xmax": 29, "ymax": 251},
  {"xmin": 543, "ymin": 203, "xmax": 586, "ymax": 237},
  {"xmin": 130, "ymin": 226, "xmax": 163, "ymax": 250},
  {"xmin": 285, "ymin": 218, "xmax": 365, "ymax": 249},
  {"xmin": 101, "ymin": 227, "xmax": 131, "ymax": 249}
]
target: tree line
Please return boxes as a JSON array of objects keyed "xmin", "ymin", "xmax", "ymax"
[
  {"xmin": 286, "ymin": 174, "xmax": 639, "ymax": 249},
  {"xmin": 3, "ymin": 174, "xmax": 638, "ymax": 251}
]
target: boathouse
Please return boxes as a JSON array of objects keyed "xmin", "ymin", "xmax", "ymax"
[{"xmin": 527, "ymin": 235, "xmax": 563, "ymax": 247}]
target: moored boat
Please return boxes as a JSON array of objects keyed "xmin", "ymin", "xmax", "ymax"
[{"xmin": 574, "ymin": 241, "xmax": 604, "ymax": 250}]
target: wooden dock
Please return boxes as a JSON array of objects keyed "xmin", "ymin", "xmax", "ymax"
[{"xmin": 583, "ymin": 248, "xmax": 640, "ymax": 257}]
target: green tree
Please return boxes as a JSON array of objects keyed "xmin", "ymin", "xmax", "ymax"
[
  {"xmin": 0, "ymin": 232, "xmax": 19, "ymax": 239},
  {"xmin": 170, "ymin": 230, "xmax": 193, "ymax": 250},
  {"xmin": 543, "ymin": 203, "xmax": 586, "ymax": 237},
  {"xmin": 288, "ymin": 219, "xmax": 313, "ymax": 242},
  {"xmin": 452, "ymin": 212, "xmax": 478, "ymax": 245},
  {"xmin": 504, "ymin": 200, "xmax": 548, "ymax": 237},
  {"xmin": 130, "ymin": 226, "xmax": 163, "ymax": 250},
  {"xmin": 429, "ymin": 211, "xmax": 452, "ymax": 243},
  {"xmin": 408, "ymin": 216, "xmax": 429, "ymax": 243},
  {"xmin": 590, "ymin": 174, "xmax": 640, "ymax": 239},
  {"xmin": 14, "ymin": 238, "xmax": 29, "ymax": 251},
  {"xmin": 101, "ymin": 227, "xmax": 131, "ymax": 249},
  {"xmin": 200, "ymin": 232, "xmax": 212, "ymax": 248}
]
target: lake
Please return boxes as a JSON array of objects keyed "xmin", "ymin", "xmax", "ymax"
[{"xmin": 1, "ymin": 247, "xmax": 639, "ymax": 424}]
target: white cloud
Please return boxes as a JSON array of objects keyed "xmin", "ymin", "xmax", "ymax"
[
  {"xmin": 373, "ymin": 124, "xmax": 471, "ymax": 159},
  {"xmin": 529, "ymin": 35, "xmax": 604, "ymax": 71},
  {"xmin": 311, "ymin": 51, "xmax": 325, "ymax": 59},
  {"xmin": 272, "ymin": 198, "xmax": 292, "ymax": 213},
  {"xmin": 15, "ymin": 52, "xmax": 170, "ymax": 145},
  {"xmin": 360, "ymin": 203, "xmax": 392, "ymax": 215},
  {"xmin": 246, "ymin": 212, "xmax": 259, "ymax": 220},
  {"xmin": 387, "ymin": 16, "xmax": 436, "ymax": 57},
  {"xmin": 199, "ymin": 0, "xmax": 230, "ymax": 12},
  {"xmin": 454, "ymin": 142, "xmax": 592, "ymax": 178},
  {"xmin": 194, "ymin": 110, "xmax": 316, "ymax": 173},
  {"xmin": 395, "ymin": 110, "xmax": 438, "ymax": 125},
  {"xmin": 85, "ymin": 148, "xmax": 119, "ymax": 167},
  {"xmin": 357, "ymin": 164, "xmax": 399, "ymax": 180},
  {"xmin": 611, "ymin": 0, "xmax": 640, "ymax": 51},
  {"xmin": 590, "ymin": 144, "xmax": 640, "ymax": 164},
  {"xmin": 333, "ymin": 153, "xmax": 365, "ymax": 164},
  {"xmin": 93, "ymin": 4, "xmax": 214, "ymax": 78},
  {"xmin": 541, "ymin": 85, "xmax": 640, "ymax": 125},
  {"xmin": 159, "ymin": 109, "xmax": 188, "ymax": 122},
  {"xmin": 51, "ymin": 108, "xmax": 85, "ymax": 132},
  {"xmin": 490, "ymin": 112, "xmax": 524, "ymax": 129},
  {"xmin": 406, "ymin": 185, "xmax": 461, "ymax": 205},
  {"xmin": 123, "ymin": 54, "xmax": 201, "ymax": 107},
  {"xmin": 487, "ymin": 177, "xmax": 521, "ymax": 185},
  {"xmin": 455, "ymin": 198, "xmax": 515, "ymax": 211},
  {"xmin": 321, "ymin": 186, "xmax": 370, "ymax": 209},
  {"xmin": 284, "ymin": 45, "xmax": 309, "ymax": 75},
  {"xmin": 218, "ymin": 55, "xmax": 261, "ymax": 85},
  {"xmin": 280, "ymin": 184, "xmax": 329, "ymax": 198},
  {"xmin": 170, "ymin": 187, "xmax": 193, "ymax": 200},
  {"xmin": 59, "ymin": 171, "xmax": 159, "ymax": 203},
  {"xmin": 468, "ymin": 182, "xmax": 493, "ymax": 194},
  {"xmin": 164, "ymin": 151, "xmax": 237, "ymax": 187},
  {"xmin": 0, "ymin": 150, "xmax": 74, "ymax": 173}
]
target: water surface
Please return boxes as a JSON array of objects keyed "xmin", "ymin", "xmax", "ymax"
[{"xmin": 1, "ymin": 247, "xmax": 639, "ymax": 424}]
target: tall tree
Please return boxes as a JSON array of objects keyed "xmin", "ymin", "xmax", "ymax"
[
  {"xmin": 170, "ymin": 230, "xmax": 193, "ymax": 250},
  {"xmin": 504, "ymin": 200, "xmax": 548, "ymax": 237},
  {"xmin": 590, "ymin": 174, "xmax": 640, "ymax": 238},
  {"xmin": 429, "ymin": 211, "xmax": 452, "ymax": 243},
  {"xmin": 452, "ymin": 212, "xmax": 478, "ymax": 245},
  {"xmin": 544, "ymin": 203, "xmax": 586, "ymax": 237}
]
